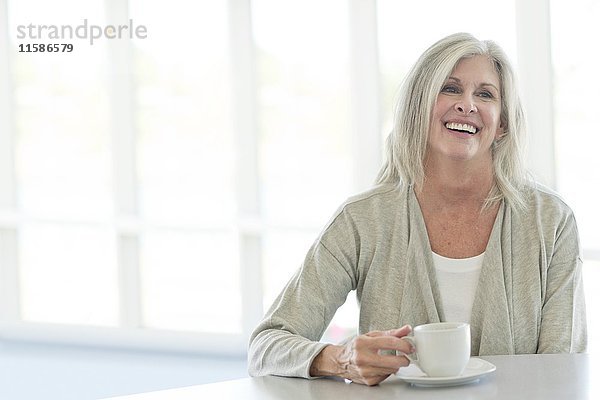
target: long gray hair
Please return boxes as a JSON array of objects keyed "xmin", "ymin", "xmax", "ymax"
[{"xmin": 376, "ymin": 32, "xmax": 528, "ymax": 209}]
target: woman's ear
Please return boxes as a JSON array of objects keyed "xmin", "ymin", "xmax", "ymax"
[{"xmin": 496, "ymin": 116, "xmax": 507, "ymax": 140}]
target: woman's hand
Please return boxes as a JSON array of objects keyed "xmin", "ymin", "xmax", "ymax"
[{"xmin": 310, "ymin": 325, "xmax": 414, "ymax": 386}]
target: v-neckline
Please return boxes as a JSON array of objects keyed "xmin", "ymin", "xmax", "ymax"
[
  {"xmin": 407, "ymin": 186, "xmax": 506, "ymax": 322},
  {"xmin": 409, "ymin": 186, "xmax": 505, "ymax": 259}
]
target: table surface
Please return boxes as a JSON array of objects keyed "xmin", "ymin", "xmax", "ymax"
[{"xmin": 105, "ymin": 354, "xmax": 598, "ymax": 400}]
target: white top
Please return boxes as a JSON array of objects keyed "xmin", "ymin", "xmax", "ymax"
[{"xmin": 432, "ymin": 251, "xmax": 485, "ymax": 323}]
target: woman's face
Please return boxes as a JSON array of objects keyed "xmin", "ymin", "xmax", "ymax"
[{"xmin": 428, "ymin": 55, "xmax": 504, "ymax": 165}]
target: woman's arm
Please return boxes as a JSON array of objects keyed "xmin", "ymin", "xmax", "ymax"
[
  {"xmin": 537, "ymin": 213, "xmax": 587, "ymax": 353},
  {"xmin": 248, "ymin": 193, "xmax": 415, "ymax": 382},
  {"xmin": 247, "ymin": 239, "xmax": 356, "ymax": 378},
  {"xmin": 248, "ymin": 252, "xmax": 414, "ymax": 385}
]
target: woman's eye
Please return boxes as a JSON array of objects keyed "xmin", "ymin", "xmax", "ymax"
[
  {"xmin": 478, "ymin": 91, "xmax": 493, "ymax": 99},
  {"xmin": 441, "ymin": 85, "xmax": 459, "ymax": 93}
]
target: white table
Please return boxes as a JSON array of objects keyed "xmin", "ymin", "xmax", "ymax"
[{"xmin": 105, "ymin": 354, "xmax": 597, "ymax": 399}]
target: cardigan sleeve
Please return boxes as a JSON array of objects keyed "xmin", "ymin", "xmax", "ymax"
[
  {"xmin": 247, "ymin": 210, "xmax": 359, "ymax": 378},
  {"xmin": 537, "ymin": 212, "xmax": 587, "ymax": 353}
]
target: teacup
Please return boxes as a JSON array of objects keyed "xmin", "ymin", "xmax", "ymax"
[{"xmin": 403, "ymin": 322, "xmax": 471, "ymax": 377}]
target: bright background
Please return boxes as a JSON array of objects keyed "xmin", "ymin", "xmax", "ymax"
[{"xmin": 0, "ymin": 1, "xmax": 598, "ymax": 397}]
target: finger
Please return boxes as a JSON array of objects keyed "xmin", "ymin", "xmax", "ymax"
[
  {"xmin": 365, "ymin": 325, "xmax": 412, "ymax": 338},
  {"xmin": 362, "ymin": 376, "xmax": 390, "ymax": 387},
  {"xmin": 350, "ymin": 346, "xmax": 411, "ymax": 372},
  {"xmin": 352, "ymin": 373, "xmax": 390, "ymax": 387},
  {"xmin": 370, "ymin": 353, "xmax": 411, "ymax": 371},
  {"xmin": 383, "ymin": 325, "xmax": 412, "ymax": 338},
  {"xmin": 358, "ymin": 363, "xmax": 404, "ymax": 378},
  {"xmin": 366, "ymin": 336, "xmax": 415, "ymax": 353}
]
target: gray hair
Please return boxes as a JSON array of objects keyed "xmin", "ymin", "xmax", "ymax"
[{"xmin": 376, "ymin": 32, "xmax": 528, "ymax": 209}]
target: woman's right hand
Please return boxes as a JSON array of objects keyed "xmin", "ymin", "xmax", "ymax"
[{"xmin": 309, "ymin": 325, "xmax": 414, "ymax": 386}]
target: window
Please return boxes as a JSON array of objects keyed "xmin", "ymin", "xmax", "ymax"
[
  {"xmin": 6, "ymin": 0, "xmax": 118, "ymax": 327},
  {"xmin": 550, "ymin": 0, "xmax": 600, "ymax": 354},
  {"xmin": 0, "ymin": 0, "xmax": 596, "ymax": 355},
  {"xmin": 252, "ymin": 0, "xmax": 355, "ymax": 340},
  {"xmin": 130, "ymin": 0, "xmax": 241, "ymax": 334}
]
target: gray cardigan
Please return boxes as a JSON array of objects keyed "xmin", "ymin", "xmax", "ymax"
[{"xmin": 248, "ymin": 184, "xmax": 587, "ymax": 378}]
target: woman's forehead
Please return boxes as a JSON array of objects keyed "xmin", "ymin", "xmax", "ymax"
[{"xmin": 447, "ymin": 55, "xmax": 501, "ymax": 87}]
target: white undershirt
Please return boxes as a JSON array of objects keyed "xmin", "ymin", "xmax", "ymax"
[{"xmin": 432, "ymin": 251, "xmax": 485, "ymax": 324}]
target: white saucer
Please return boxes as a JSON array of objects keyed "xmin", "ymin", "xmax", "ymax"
[{"xmin": 395, "ymin": 357, "xmax": 496, "ymax": 387}]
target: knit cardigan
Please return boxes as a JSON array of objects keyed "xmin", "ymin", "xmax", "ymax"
[{"xmin": 248, "ymin": 184, "xmax": 587, "ymax": 378}]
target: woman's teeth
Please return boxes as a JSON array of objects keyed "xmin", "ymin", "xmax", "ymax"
[{"xmin": 445, "ymin": 122, "xmax": 477, "ymax": 134}]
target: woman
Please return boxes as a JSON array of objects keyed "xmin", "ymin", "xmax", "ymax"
[{"xmin": 247, "ymin": 32, "xmax": 587, "ymax": 386}]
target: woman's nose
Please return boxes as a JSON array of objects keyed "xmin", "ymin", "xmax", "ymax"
[{"xmin": 454, "ymin": 98, "xmax": 477, "ymax": 114}]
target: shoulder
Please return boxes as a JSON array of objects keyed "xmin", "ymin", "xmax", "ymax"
[
  {"xmin": 517, "ymin": 182, "xmax": 577, "ymax": 231},
  {"xmin": 319, "ymin": 184, "xmax": 407, "ymax": 238},
  {"xmin": 344, "ymin": 183, "xmax": 404, "ymax": 209},
  {"xmin": 335, "ymin": 183, "xmax": 406, "ymax": 220},
  {"xmin": 523, "ymin": 182, "xmax": 574, "ymax": 214}
]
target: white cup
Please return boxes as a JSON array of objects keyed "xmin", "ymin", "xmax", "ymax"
[{"xmin": 403, "ymin": 322, "xmax": 471, "ymax": 377}]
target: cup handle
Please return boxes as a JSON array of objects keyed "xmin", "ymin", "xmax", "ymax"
[{"xmin": 402, "ymin": 336, "xmax": 418, "ymax": 364}]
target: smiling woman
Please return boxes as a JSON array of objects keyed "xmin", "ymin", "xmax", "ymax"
[
  {"xmin": 429, "ymin": 56, "xmax": 504, "ymax": 166},
  {"xmin": 377, "ymin": 36, "xmax": 526, "ymax": 211},
  {"xmin": 248, "ymin": 33, "xmax": 586, "ymax": 386}
]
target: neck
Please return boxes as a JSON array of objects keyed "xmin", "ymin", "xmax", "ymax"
[{"xmin": 416, "ymin": 154, "xmax": 495, "ymax": 207}]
